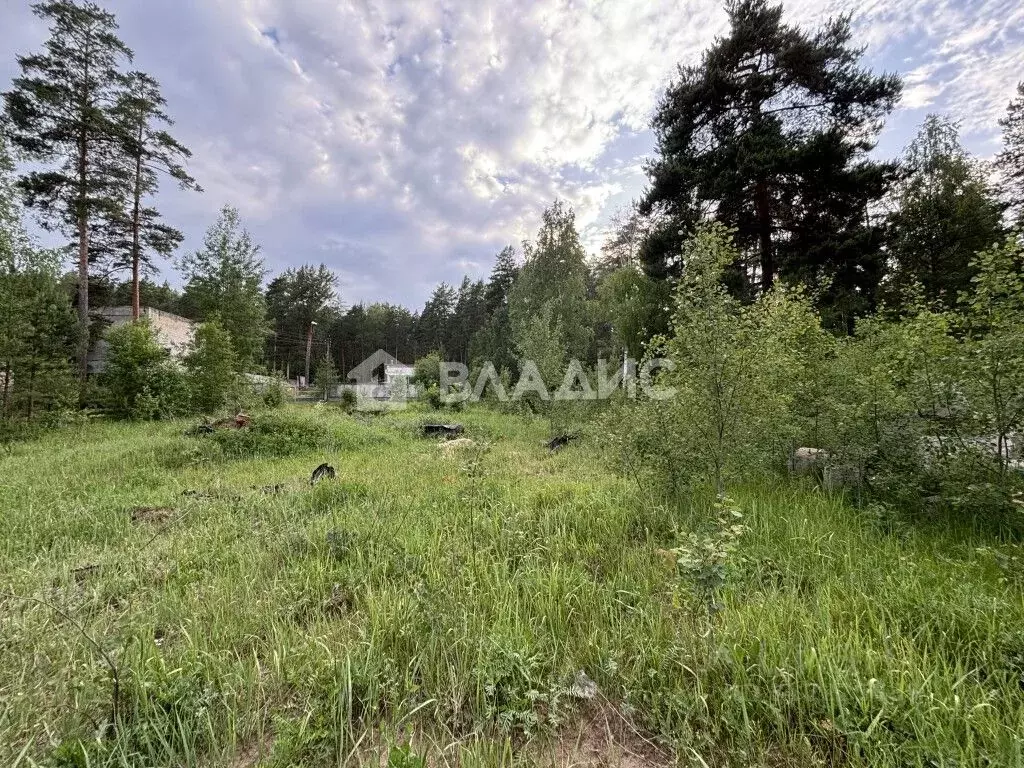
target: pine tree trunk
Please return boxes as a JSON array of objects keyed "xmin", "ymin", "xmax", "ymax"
[
  {"xmin": 755, "ymin": 180, "xmax": 773, "ymax": 293},
  {"xmin": 76, "ymin": 130, "xmax": 91, "ymax": 385},
  {"xmin": 77, "ymin": 212, "xmax": 90, "ymax": 382},
  {"xmin": 76, "ymin": 56, "xmax": 91, "ymax": 385},
  {"xmin": 131, "ymin": 125, "xmax": 143, "ymax": 321}
]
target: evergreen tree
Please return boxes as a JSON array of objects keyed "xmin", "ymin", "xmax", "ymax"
[
  {"xmin": 416, "ymin": 283, "xmax": 456, "ymax": 356},
  {"xmin": 265, "ymin": 264, "xmax": 339, "ymax": 374},
  {"xmin": 331, "ymin": 303, "xmax": 417, "ymax": 373},
  {"xmin": 108, "ymin": 277, "xmax": 184, "ymax": 315},
  {"xmin": 0, "ymin": 133, "xmax": 78, "ymax": 423},
  {"xmin": 640, "ymin": 0, "xmax": 900, "ymax": 329},
  {"xmin": 482, "ymin": 245, "xmax": 519, "ymax": 317},
  {"xmin": 887, "ymin": 115, "xmax": 1005, "ymax": 309},
  {"xmin": 106, "ymin": 71, "xmax": 200, "ymax": 319},
  {"xmin": 997, "ymin": 82, "xmax": 1024, "ymax": 227},
  {"xmin": 448, "ymin": 276, "xmax": 487, "ymax": 363},
  {"xmin": 178, "ymin": 205, "xmax": 267, "ymax": 369},
  {"xmin": 3, "ymin": 0, "xmax": 133, "ymax": 380},
  {"xmin": 314, "ymin": 352, "xmax": 339, "ymax": 401},
  {"xmin": 470, "ymin": 246, "xmax": 519, "ymax": 373}
]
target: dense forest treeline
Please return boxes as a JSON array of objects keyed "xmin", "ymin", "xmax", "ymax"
[{"xmin": 2, "ymin": 0, "xmax": 1023, "ymax": 425}]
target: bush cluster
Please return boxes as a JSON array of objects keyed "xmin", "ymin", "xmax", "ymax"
[
  {"xmin": 607, "ymin": 225, "xmax": 1024, "ymax": 530},
  {"xmin": 96, "ymin": 318, "xmax": 287, "ymax": 421}
]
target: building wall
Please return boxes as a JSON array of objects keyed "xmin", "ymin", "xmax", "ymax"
[{"xmin": 88, "ymin": 306, "xmax": 196, "ymax": 373}]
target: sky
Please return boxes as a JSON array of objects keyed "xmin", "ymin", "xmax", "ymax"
[{"xmin": 1, "ymin": 0, "xmax": 1022, "ymax": 310}]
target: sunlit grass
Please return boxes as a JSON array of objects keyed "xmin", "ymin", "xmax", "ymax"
[{"xmin": 1, "ymin": 405, "xmax": 1022, "ymax": 766}]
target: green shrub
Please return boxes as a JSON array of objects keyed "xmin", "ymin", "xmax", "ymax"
[
  {"xmin": 183, "ymin": 317, "xmax": 239, "ymax": 414},
  {"xmin": 411, "ymin": 353, "xmax": 442, "ymax": 391},
  {"xmin": 423, "ymin": 383, "xmax": 443, "ymax": 410},
  {"xmin": 262, "ymin": 377, "xmax": 289, "ymax": 408},
  {"xmin": 98, "ymin": 321, "xmax": 189, "ymax": 420},
  {"xmin": 338, "ymin": 387, "xmax": 357, "ymax": 412}
]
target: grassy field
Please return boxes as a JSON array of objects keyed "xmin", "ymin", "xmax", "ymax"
[{"xmin": 1, "ymin": 404, "xmax": 1023, "ymax": 767}]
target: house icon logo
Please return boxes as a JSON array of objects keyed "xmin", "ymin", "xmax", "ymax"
[
  {"xmin": 343, "ymin": 349, "xmax": 416, "ymax": 407},
  {"xmin": 345, "ymin": 349, "xmax": 401, "ymax": 385}
]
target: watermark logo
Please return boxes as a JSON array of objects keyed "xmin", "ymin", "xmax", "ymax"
[
  {"xmin": 440, "ymin": 357, "xmax": 675, "ymax": 404},
  {"xmin": 338, "ymin": 350, "xmax": 676, "ymax": 409}
]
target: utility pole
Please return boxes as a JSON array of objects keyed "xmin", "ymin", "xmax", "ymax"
[{"xmin": 304, "ymin": 321, "xmax": 317, "ymax": 388}]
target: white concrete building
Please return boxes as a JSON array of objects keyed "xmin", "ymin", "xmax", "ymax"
[{"xmin": 87, "ymin": 306, "xmax": 196, "ymax": 374}]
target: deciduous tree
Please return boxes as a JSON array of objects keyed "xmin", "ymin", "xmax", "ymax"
[{"xmin": 887, "ymin": 115, "xmax": 1005, "ymax": 309}]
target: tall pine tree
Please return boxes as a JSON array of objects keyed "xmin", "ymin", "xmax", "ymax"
[
  {"xmin": 3, "ymin": 0, "xmax": 133, "ymax": 380},
  {"xmin": 470, "ymin": 245, "xmax": 520, "ymax": 372},
  {"xmin": 107, "ymin": 71, "xmax": 201, "ymax": 319},
  {"xmin": 265, "ymin": 264, "xmax": 339, "ymax": 374},
  {"xmin": 416, "ymin": 283, "xmax": 456, "ymax": 357},
  {"xmin": 641, "ymin": 0, "xmax": 900, "ymax": 330}
]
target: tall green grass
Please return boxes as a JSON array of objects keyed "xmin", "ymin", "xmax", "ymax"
[{"xmin": 1, "ymin": 406, "xmax": 1021, "ymax": 766}]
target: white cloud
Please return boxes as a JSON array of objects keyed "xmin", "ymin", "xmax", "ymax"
[{"xmin": 0, "ymin": 0, "xmax": 1021, "ymax": 307}]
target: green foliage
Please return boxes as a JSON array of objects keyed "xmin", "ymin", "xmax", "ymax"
[
  {"xmin": 386, "ymin": 741, "xmax": 427, "ymax": 768},
  {"xmin": 333, "ymin": 302, "xmax": 417, "ymax": 376},
  {"xmin": 508, "ymin": 201, "xmax": 592, "ymax": 363},
  {"xmin": 101, "ymin": 70, "xmax": 200, "ymax": 321},
  {"xmin": 265, "ymin": 264, "xmax": 339, "ymax": 374},
  {"xmin": 415, "ymin": 283, "xmax": 456, "ymax": 357},
  {"xmin": 314, "ymin": 352, "xmax": 339, "ymax": 401},
  {"xmin": 423, "ymin": 383, "xmax": 443, "ymax": 410},
  {"xmin": 641, "ymin": 0, "xmax": 900, "ymax": 327},
  {"xmin": 672, "ymin": 495, "xmax": 747, "ymax": 615},
  {"xmin": 411, "ymin": 352, "xmax": 442, "ymax": 391},
  {"xmin": 204, "ymin": 410, "xmax": 367, "ymax": 459},
  {"xmin": 637, "ymin": 223, "xmax": 826, "ymax": 493},
  {"xmin": 997, "ymin": 82, "xmax": 1024, "ymax": 226},
  {"xmin": 178, "ymin": 206, "xmax": 267, "ymax": 369},
  {"xmin": 886, "ymin": 115, "xmax": 1006, "ymax": 309},
  {"xmin": 337, "ymin": 387, "xmax": 357, "ymax": 412},
  {"xmin": 0, "ymin": 250, "xmax": 79, "ymax": 426},
  {"xmin": 97, "ymin": 320, "xmax": 187, "ymax": 420},
  {"xmin": 594, "ymin": 265, "xmax": 669, "ymax": 360},
  {"xmin": 183, "ymin": 317, "xmax": 238, "ymax": 414},
  {"xmin": 261, "ymin": 377, "xmax": 288, "ymax": 409},
  {"xmin": 469, "ymin": 246, "xmax": 519, "ymax": 373},
  {"xmin": 2, "ymin": 0, "xmax": 134, "ymax": 377},
  {"xmin": 0, "ymin": 135, "xmax": 78, "ymax": 428},
  {"xmin": 610, "ymin": 224, "xmax": 1024, "ymax": 529}
]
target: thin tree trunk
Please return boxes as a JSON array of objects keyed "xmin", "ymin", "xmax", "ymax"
[
  {"xmin": 1, "ymin": 361, "xmax": 11, "ymax": 420},
  {"xmin": 76, "ymin": 56, "xmax": 91, "ymax": 385},
  {"xmin": 77, "ymin": 197, "xmax": 90, "ymax": 383},
  {"xmin": 754, "ymin": 180, "xmax": 773, "ymax": 294},
  {"xmin": 131, "ymin": 125, "xmax": 143, "ymax": 321},
  {"xmin": 27, "ymin": 360, "xmax": 36, "ymax": 421}
]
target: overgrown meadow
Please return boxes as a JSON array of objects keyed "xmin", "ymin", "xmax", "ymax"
[{"xmin": 2, "ymin": 405, "xmax": 1023, "ymax": 767}]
